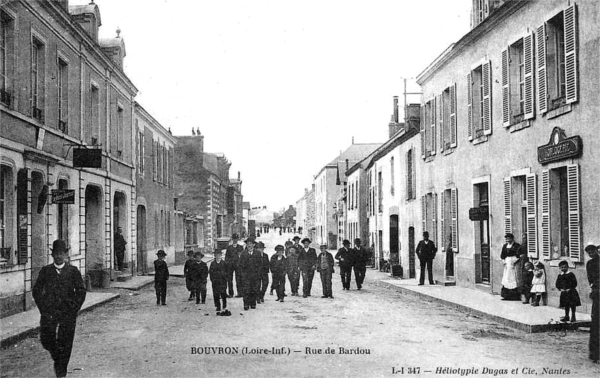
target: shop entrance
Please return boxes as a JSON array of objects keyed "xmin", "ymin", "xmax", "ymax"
[
  {"xmin": 30, "ymin": 171, "xmax": 46, "ymax": 286},
  {"xmin": 474, "ymin": 182, "xmax": 490, "ymax": 284},
  {"xmin": 85, "ymin": 185, "xmax": 104, "ymax": 275},
  {"xmin": 408, "ymin": 226, "xmax": 416, "ymax": 278},
  {"xmin": 136, "ymin": 205, "xmax": 146, "ymax": 275}
]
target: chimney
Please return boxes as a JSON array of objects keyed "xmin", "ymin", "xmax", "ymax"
[
  {"xmin": 405, "ymin": 103, "xmax": 421, "ymax": 130},
  {"xmin": 69, "ymin": 2, "xmax": 101, "ymax": 42},
  {"xmin": 388, "ymin": 96, "xmax": 401, "ymax": 138},
  {"xmin": 345, "ymin": 159, "xmax": 349, "ymax": 170},
  {"xmin": 393, "ymin": 96, "xmax": 399, "ymax": 123},
  {"xmin": 238, "ymin": 171, "xmax": 240, "ymax": 180},
  {"xmin": 263, "ymin": 206, "xmax": 266, "ymax": 209}
]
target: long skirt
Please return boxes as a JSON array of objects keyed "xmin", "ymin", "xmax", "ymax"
[{"xmin": 501, "ymin": 256, "xmax": 520, "ymax": 300}]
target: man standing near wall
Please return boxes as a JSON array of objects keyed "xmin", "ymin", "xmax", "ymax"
[
  {"xmin": 335, "ymin": 240, "xmax": 354, "ymax": 290},
  {"xmin": 353, "ymin": 238, "xmax": 369, "ymax": 290},
  {"xmin": 416, "ymin": 231, "xmax": 437, "ymax": 286},
  {"xmin": 225, "ymin": 234, "xmax": 244, "ymax": 298},
  {"xmin": 114, "ymin": 227, "xmax": 127, "ymax": 271}
]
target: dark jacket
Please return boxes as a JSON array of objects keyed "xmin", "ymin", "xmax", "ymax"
[
  {"xmin": 353, "ymin": 247, "xmax": 370, "ymax": 268},
  {"xmin": 261, "ymin": 253, "xmax": 270, "ymax": 275},
  {"xmin": 225, "ymin": 244, "xmax": 244, "ymax": 266},
  {"xmin": 114, "ymin": 232, "xmax": 127, "ymax": 253},
  {"xmin": 317, "ymin": 252, "xmax": 335, "ymax": 273},
  {"xmin": 500, "ymin": 242, "xmax": 521, "ymax": 259},
  {"xmin": 32, "ymin": 264, "xmax": 87, "ymax": 318},
  {"xmin": 286, "ymin": 249, "xmax": 300, "ymax": 272},
  {"xmin": 298, "ymin": 247, "xmax": 318, "ymax": 272},
  {"xmin": 416, "ymin": 240, "xmax": 437, "ymax": 260},
  {"xmin": 154, "ymin": 259, "xmax": 169, "ymax": 282},
  {"xmin": 239, "ymin": 250, "xmax": 262, "ymax": 280},
  {"xmin": 189, "ymin": 260, "xmax": 209, "ymax": 285},
  {"xmin": 270, "ymin": 254, "xmax": 288, "ymax": 275},
  {"xmin": 209, "ymin": 259, "xmax": 228, "ymax": 292},
  {"xmin": 335, "ymin": 248, "xmax": 354, "ymax": 269}
]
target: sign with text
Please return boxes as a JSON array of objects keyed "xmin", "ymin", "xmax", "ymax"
[
  {"xmin": 73, "ymin": 148, "xmax": 102, "ymax": 168},
  {"xmin": 468, "ymin": 206, "xmax": 489, "ymax": 221},
  {"xmin": 537, "ymin": 127, "xmax": 582, "ymax": 164},
  {"xmin": 52, "ymin": 189, "xmax": 75, "ymax": 204}
]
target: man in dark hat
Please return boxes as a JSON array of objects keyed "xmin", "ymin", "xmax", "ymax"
[
  {"xmin": 335, "ymin": 240, "xmax": 354, "ymax": 290},
  {"xmin": 317, "ymin": 244, "xmax": 335, "ymax": 298},
  {"xmin": 114, "ymin": 226, "xmax": 127, "ymax": 271},
  {"xmin": 154, "ymin": 250, "xmax": 169, "ymax": 305},
  {"xmin": 238, "ymin": 238, "xmax": 261, "ymax": 310},
  {"xmin": 298, "ymin": 238, "xmax": 317, "ymax": 297},
  {"xmin": 270, "ymin": 245, "xmax": 288, "ymax": 302},
  {"xmin": 33, "ymin": 240, "xmax": 86, "ymax": 378},
  {"xmin": 585, "ymin": 243, "xmax": 600, "ymax": 363},
  {"xmin": 416, "ymin": 231, "xmax": 437, "ymax": 285},
  {"xmin": 256, "ymin": 241, "xmax": 270, "ymax": 304},
  {"xmin": 353, "ymin": 238, "xmax": 370, "ymax": 290},
  {"xmin": 209, "ymin": 249, "xmax": 228, "ymax": 313},
  {"xmin": 225, "ymin": 233, "xmax": 244, "ymax": 298}
]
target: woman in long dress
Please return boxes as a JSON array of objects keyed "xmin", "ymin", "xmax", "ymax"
[{"xmin": 500, "ymin": 233, "xmax": 521, "ymax": 300}]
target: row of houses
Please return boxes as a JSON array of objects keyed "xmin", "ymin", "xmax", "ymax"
[
  {"xmin": 0, "ymin": 1, "xmax": 245, "ymax": 318},
  {"xmin": 297, "ymin": 0, "xmax": 599, "ymax": 311}
]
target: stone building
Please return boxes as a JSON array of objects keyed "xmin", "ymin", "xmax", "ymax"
[
  {"xmin": 133, "ymin": 102, "xmax": 176, "ymax": 274},
  {"xmin": 1, "ymin": 1, "xmax": 137, "ymax": 316},
  {"xmin": 296, "ymin": 185, "xmax": 316, "ymax": 241},
  {"xmin": 416, "ymin": 0, "xmax": 598, "ymax": 310}
]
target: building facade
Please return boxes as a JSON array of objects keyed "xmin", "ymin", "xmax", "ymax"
[
  {"xmin": 416, "ymin": 0, "xmax": 598, "ymax": 310},
  {"xmin": 133, "ymin": 103, "xmax": 176, "ymax": 274},
  {"xmin": 1, "ymin": 1, "xmax": 137, "ymax": 317}
]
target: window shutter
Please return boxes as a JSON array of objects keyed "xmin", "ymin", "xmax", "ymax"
[
  {"xmin": 421, "ymin": 195, "xmax": 426, "ymax": 234},
  {"xmin": 482, "ymin": 60, "xmax": 492, "ymax": 135},
  {"xmin": 420, "ymin": 105, "xmax": 425, "ymax": 159},
  {"xmin": 541, "ymin": 170, "xmax": 550, "ymax": 259},
  {"xmin": 567, "ymin": 164, "xmax": 581, "ymax": 262},
  {"xmin": 141, "ymin": 133, "xmax": 145, "ymax": 174},
  {"xmin": 503, "ymin": 177, "xmax": 512, "ymax": 235},
  {"xmin": 536, "ymin": 23, "xmax": 548, "ymax": 115},
  {"xmin": 440, "ymin": 191, "xmax": 445, "ymax": 251},
  {"xmin": 411, "ymin": 150, "xmax": 416, "ymax": 199},
  {"xmin": 440, "ymin": 93, "xmax": 445, "ymax": 153},
  {"xmin": 526, "ymin": 173, "xmax": 538, "ymax": 258},
  {"xmin": 501, "ymin": 48, "xmax": 510, "ymax": 127},
  {"xmin": 564, "ymin": 4, "xmax": 578, "ymax": 104},
  {"xmin": 152, "ymin": 140, "xmax": 157, "ymax": 181},
  {"xmin": 433, "ymin": 193, "xmax": 438, "ymax": 244},
  {"xmin": 467, "ymin": 73, "xmax": 473, "ymax": 141},
  {"xmin": 451, "ymin": 188, "xmax": 458, "ymax": 252},
  {"xmin": 450, "ymin": 83, "xmax": 457, "ymax": 148},
  {"xmin": 523, "ymin": 32, "xmax": 535, "ymax": 120},
  {"xmin": 431, "ymin": 97, "xmax": 437, "ymax": 155},
  {"xmin": 135, "ymin": 129, "xmax": 139, "ymax": 170}
]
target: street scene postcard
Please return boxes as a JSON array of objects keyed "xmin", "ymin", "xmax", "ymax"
[{"xmin": 0, "ymin": 0, "xmax": 599, "ymax": 377}]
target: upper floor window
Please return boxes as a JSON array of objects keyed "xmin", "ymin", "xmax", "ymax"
[
  {"xmin": 31, "ymin": 36, "xmax": 45, "ymax": 122},
  {"xmin": 420, "ymin": 98, "xmax": 437, "ymax": 159},
  {"xmin": 136, "ymin": 121, "xmax": 145, "ymax": 176},
  {"xmin": 467, "ymin": 60, "xmax": 491, "ymax": 142},
  {"xmin": 377, "ymin": 171, "xmax": 383, "ymax": 213},
  {"xmin": 89, "ymin": 83, "xmax": 100, "ymax": 145},
  {"xmin": 116, "ymin": 106, "xmax": 124, "ymax": 156},
  {"xmin": 390, "ymin": 157, "xmax": 395, "ymax": 196},
  {"xmin": 0, "ymin": 9, "xmax": 14, "ymax": 107},
  {"xmin": 439, "ymin": 84, "xmax": 457, "ymax": 152},
  {"xmin": 57, "ymin": 58, "xmax": 68, "ymax": 133},
  {"xmin": 0, "ymin": 165, "xmax": 13, "ymax": 264},
  {"xmin": 406, "ymin": 148, "xmax": 416, "ymax": 200},
  {"xmin": 502, "ymin": 34, "xmax": 535, "ymax": 127},
  {"xmin": 537, "ymin": 4, "xmax": 578, "ymax": 114}
]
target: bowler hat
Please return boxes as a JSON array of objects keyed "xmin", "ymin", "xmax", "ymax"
[
  {"xmin": 319, "ymin": 244, "xmax": 328, "ymax": 248},
  {"xmin": 585, "ymin": 243, "xmax": 599, "ymax": 252},
  {"xmin": 275, "ymin": 245, "xmax": 284, "ymax": 251},
  {"xmin": 505, "ymin": 233, "xmax": 515, "ymax": 239},
  {"xmin": 50, "ymin": 239, "xmax": 70, "ymax": 255},
  {"xmin": 301, "ymin": 238, "xmax": 311, "ymax": 244},
  {"xmin": 256, "ymin": 241, "xmax": 265, "ymax": 248},
  {"xmin": 194, "ymin": 252, "xmax": 204, "ymax": 258},
  {"xmin": 423, "ymin": 231, "xmax": 429, "ymax": 237},
  {"xmin": 232, "ymin": 233, "xmax": 239, "ymax": 239},
  {"xmin": 245, "ymin": 238, "xmax": 256, "ymax": 244},
  {"xmin": 213, "ymin": 249, "xmax": 222, "ymax": 255},
  {"xmin": 292, "ymin": 236, "xmax": 301, "ymax": 241},
  {"xmin": 342, "ymin": 239, "xmax": 350, "ymax": 245},
  {"xmin": 187, "ymin": 250, "xmax": 195, "ymax": 256},
  {"xmin": 354, "ymin": 238, "xmax": 361, "ymax": 244},
  {"xmin": 156, "ymin": 250, "xmax": 167, "ymax": 256}
]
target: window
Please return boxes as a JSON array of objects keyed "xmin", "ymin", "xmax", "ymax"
[
  {"xmin": 406, "ymin": 148, "xmax": 416, "ymax": 200},
  {"xmin": 541, "ymin": 165, "xmax": 581, "ymax": 261},
  {"xmin": 57, "ymin": 58, "xmax": 68, "ymax": 133},
  {"xmin": 1, "ymin": 9, "xmax": 14, "ymax": 107},
  {"xmin": 467, "ymin": 61, "xmax": 491, "ymax": 141},
  {"xmin": 503, "ymin": 174, "xmax": 537, "ymax": 257},
  {"xmin": 90, "ymin": 84, "xmax": 99, "ymax": 145},
  {"xmin": 136, "ymin": 123, "xmax": 145, "ymax": 175},
  {"xmin": 502, "ymin": 35, "xmax": 534, "ymax": 127},
  {"xmin": 31, "ymin": 36, "xmax": 45, "ymax": 122},
  {"xmin": 440, "ymin": 189, "xmax": 459, "ymax": 254},
  {"xmin": 420, "ymin": 98, "xmax": 436, "ymax": 158},
  {"xmin": 439, "ymin": 84, "xmax": 457, "ymax": 152},
  {"xmin": 116, "ymin": 106, "xmax": 124, "ymax": 155},
  {"xmin": 57, "ymin": 179, "xmax": 69, "ymax": 241},
  {"xmin": 537, "ymin": 4, "xmax": 578, "ymax": 114},
  {"xmin": 421, "ymin": 193, "xmax": 438, "ymax": 244},
  {"xmin": 0, "ymin": 165, "xmax": 14, "ymax": 264},
  {"xmin": 390, "ymin": 157, "xmax": 395, "ymax": 196},
  {"xmin": 377, "ymin": 171, "xmax": 383, "ymax": 213},
  {"xmin": 152, "ymin": 140, "xmax": 157, "ymax": 181}
]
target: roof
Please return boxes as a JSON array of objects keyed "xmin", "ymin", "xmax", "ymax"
[
  {"xmin": 203, "ymin": 153, "xmax": 220, "ymax": 176},
  {"xmin": 69, "ymin": 4, "xmax": 102, "ymax": 26},
  {"xmin": 242, "ymin": 202, "xmax": 251, "ymax": 210},
  {"xmin": 317, "ymin": 143, "xmax": 381, "ymax": 177}
]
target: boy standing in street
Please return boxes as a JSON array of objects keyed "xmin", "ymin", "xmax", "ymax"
[
  {"xmin": 190, "ymin": 252, "xmax": 208, "ymax": 304},
  {"xmin": 184, "ymin": 250, "xmax": 196, "ymax": 301},
  {"xmin": 33, "ymin": 239, "xmax": 87, "ymax": 378},
  {"xmin": 154, "ymin": 250, "xmax": 169, "ymax": 305},
  {"xmin": 317, "ymin": 244, "xmax": 335, "ymax": 299},
  {"xmin": 209, "ymin": 249, "xmax": 228, "ymax": 314}
]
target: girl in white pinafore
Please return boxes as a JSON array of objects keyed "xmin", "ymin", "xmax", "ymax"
[{"xmin": 530, "ymin": 261, "xmax": 546, "ymax": 306}]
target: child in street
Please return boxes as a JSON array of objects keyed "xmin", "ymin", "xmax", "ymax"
[
  {"xmin": 556, "ymin": 260, "xmax": 581, "ymax": 322},
  {"xmin": 154, "ymin": 250, "xmax": 169, "ymax": 305},
  {"xmin": 530, "ymin": 260, "xmax": 546, "ymax": 306},
  {"xmin": 190, "ymin": 252, "xmax": 208, "ymax": 304},
  {"xmin": 209, "ymin": 249, "xmax": 228, "ymax": 314},
  {"xmin": 184, "ymin": 250, "xmax": 196, "ymax": 301},
  {"xmin": 521, "ymin": 261, "xmax": 534, "ymax": 304}
]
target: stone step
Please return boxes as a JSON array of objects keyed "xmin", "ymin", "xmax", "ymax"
[{"xmin": 116, "ymin": 274, "xmax": 132, "ymax": 282}]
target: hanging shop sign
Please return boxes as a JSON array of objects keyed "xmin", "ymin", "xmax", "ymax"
[
  {"xmin": 468, "ymin": 206, "xmax": 489, "ymax": 221},
  {"xmin": 73, "ymin": 148, "xmax": 102, "ymax": 168},
  {"xmin": 52, "ymin": 189, "xmax": 75, "ymax": 204},
  {"xmin": 537, "ymin": 127, "xmax": 582, "ymax": 164}
]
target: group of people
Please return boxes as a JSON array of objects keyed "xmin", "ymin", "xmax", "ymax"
[{"xmin": 334, "ymin": 238, "xmax": 371, "ymax": 290}]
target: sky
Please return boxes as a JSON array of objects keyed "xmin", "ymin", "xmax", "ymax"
[{"xmin": 73, "ymin": 0, "xmax": 472, "ymax": 212}]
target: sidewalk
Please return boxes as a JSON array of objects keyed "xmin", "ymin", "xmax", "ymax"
[
  {"xmin": 367, "ymin": 268, "xmax": 592, "ymax": 333},
  {"xmin": 0, "ymin": 291, "xmax": 119, "ymax": 348}
]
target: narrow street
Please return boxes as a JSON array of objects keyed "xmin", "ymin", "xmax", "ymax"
[{"xmin": 1, "ymin": 232, "xmax": 598, "ymax": 378}]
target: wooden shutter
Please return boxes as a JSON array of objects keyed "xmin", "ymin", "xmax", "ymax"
[
  {"xmin": 431, "ymin": 97, "xmax": 437, "ymax": 155},
  {"xmin": 420, "ymin": 105, "xmax": 425, "ymax": 159},
  {"xmin": 567, "ymin": 164, "xmax": 581, "ymax": 261},
  {"xmin": 135, "ymin": 129, "xmax": 139, "ymax": 170},
  {"xmin": 440, "ymin": 93, "xmax": 445, "ymax": 153},
  {"xmin": 482, "ymin": 60, "xmax": 492, "ymax": 135},
  {"xmin": 450, "ymin": 83, "xmax": 457, "ymax": 148},
  {"xmin": 523, "ymin": 32, "xmax": 535, "ymax": 120},
  {"xmin": 440, "ymin": 191, "xmax": 445, "ymax": 251},
  {"xmin": 541, "ymin": 170, "xmax": 550, "ymax": 259},
  {"xmin": 503, "ymin": 177, "xmax": 512, "ymax": 235},
  {"xmin": 152, "ymin": 140, "xmax": 157, "ymax": 181},
  {"xmin": 564, "ymin": 4, "xmax": 578, "ymax": 104},
  {"xmin": 421, "ymin": 195, "xmax": 426, "ymax": 234},
  {"xmin": 467, "ymin": 73, "xmax": 473, "ymax": 141},
  {"xmin": 141, "ymin": 133, "xmax": 145, "ymax": 173},
  {"xmin": 501, "ymin": 48, "xmax": 510, "ymax": 127},
  {"xmin": 451, "ymin": 188, "xmax": 458, "ymax": 252},
  {"xmin": 433, "ymin": 193, "xmax": 438, "ymax": 244},
  {"xmin": 526, "ymin": 173, "xmax": 538, "ymax": 258},
  {"xmin": 536, "ymin": 23, "xmax": 548, "ymax": 115}
]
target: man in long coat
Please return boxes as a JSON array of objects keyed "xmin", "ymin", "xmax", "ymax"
[
  {"xmin": 238, "ymin": 238, "xmax": 262, "ymax": 310},
  {"xmin": 298, "ymin": 238, "xmax": 318, "ymax": 297},
  {"xmin": 225, "ymin": 233, "xmax": 244, "ymax": 298},
  {"xmin": 352, "ymin": 238, "xmax": 370, "ymax": 290},
  {"xmin": 416, "ymin": 231, "xmax": 437, "ymax": 285},
  {"xmin": 335, "ymin": 239, "xmax": 354, "ymax": 290}
]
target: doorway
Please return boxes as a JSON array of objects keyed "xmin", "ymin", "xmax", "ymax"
[
  {"xmin": 474, "ymin": 183, "xmax": 490, "ymax": 284},
  {"xmin": 113, "ymin": 192, "xmax": 127, "ymax": 269},
  {"xmin": 390, "ymin": 215, "xmax": 399, "ymax": 264},
  {"xmin": 30, "ymin": 171, "xmax": 46, "ymax": 286},
  {"xmin": 85, "ymin": 185, "xmax": 103, "ymax": 274},
  {"xmin": 408, "ymin": 226, "xmax": 416, "ymax": 278},
  {"xmin": 136, "ymin": 205, "xmax": 146, "ymax": 274}
]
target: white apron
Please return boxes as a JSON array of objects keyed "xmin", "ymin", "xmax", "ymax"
[{"xmin": 501, "ymin": 255, "xmax": 518, "ymax": 289}]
